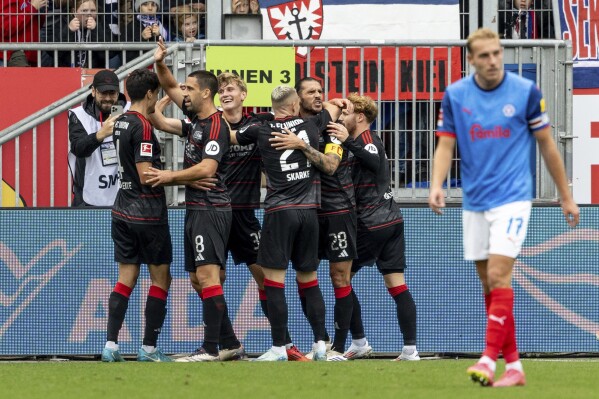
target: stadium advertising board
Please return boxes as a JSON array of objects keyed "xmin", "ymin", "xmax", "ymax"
[
  {"xmin": 206, "ymin": 46, "xmax": 296, "ymax": 107},
  {"xmin": 0, "ymin": 207, "xmax": 597, "ymax": 356}
]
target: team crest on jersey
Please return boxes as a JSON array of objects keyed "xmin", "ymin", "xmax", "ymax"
[
  {"xmin": 192, "ymin": 129, "xmax": 203, "ymax": 142},
  {"xmin": 267, "ymin": 0, "xmax": 323, "ymax": 57},
  {"xmin": 503, "ymin": 104, "xmax": 516, "ymax": 117},
  {"xmin": 140, "ymin": 143, "xmax": 153, "ymax": 157},
  {"xmin": 365, "ymin": 143, "xmax": 378, "ymax": 154}
]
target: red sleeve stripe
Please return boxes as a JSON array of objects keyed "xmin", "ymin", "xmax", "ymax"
[
  {"xmin": 210, "ymin": 114, "xmax": 221, "ymax": 140},
  {"xmin": 140, "ymin": 115, "xmax": 152, "ymax": 141},
  {"xmin": 436, "ymin": 131, "xmax": 456, "ymax": 138},
  {"xmin": 362, "ymin": 130, "xmax": 373, "ymax": 144}
]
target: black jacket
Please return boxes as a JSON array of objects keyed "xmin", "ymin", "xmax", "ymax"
[
  {"xmin": 42, "ymin": 13, "xmax": 114, "ymax": 67},
  {"xmin": 69, "ymin": 93, "xmax": 127, "ymax": 206},
  {"xmin": 498, "ymin": 0, "xmax": 554, "ymax": 39}
]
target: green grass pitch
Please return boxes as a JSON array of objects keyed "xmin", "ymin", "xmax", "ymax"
[{"xmin": 1, "ymin": 359, "xmax": 597, "ymax": 399}]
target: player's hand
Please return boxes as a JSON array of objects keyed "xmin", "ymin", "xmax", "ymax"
[
  {"xmin": 187, "ymin": 177, "xmax": 218, "ymax": 191},
  {"xmin": 69, "ymin": 17, "xmax": 81, "ymax": 32},
  {"xmin": 31, "ymin": 0, "xmax": 47, "ymax": 10},
  {"xmin": 86, "ymin": 16, "xmax": 97, "ymax": 30},
  {"xmin": 428, "ymin": 186, "xmax": 446, "ymax": 215},
  {"xmin": 142, "ymin": 26, "xmax": 153, "ymax": 40},
  {"xmin": 327, "ymin": 121, "xmax": 349, "ymax": 143},
  {"xmin": 151, "ymin": 24, "xmax": 161, "ymax": 37},
  {"xmin": 232, "ymin": 0, "xmax": 241, "ymax": 13},
  {"xmin": 329, "ymin": 98, "xmax": 354, "ymax": 114},
  {"xmin": 154, "ymin": 95, "xmax": 172, "ymax": 114},
  {"xmin": 97, "ymin": 115, "xmax": 118, "ymax": 141},
  {"xmin": 154, "ymin": 36, "xmax": 167, "ymax": 62},
  {"xmin": 144, "ymin": 167, "xmax": 173, "ymax": 187},
  {"xmin": 561, "ymin": 197, "xmax": 580, "ymax": 227},
  {"xmin": 250, "ymin": 0, "xmax": 260, "ymax": 13},
  {"xmin": 269, "ymin": 128, "xmax": 306, "ymax": 150}
]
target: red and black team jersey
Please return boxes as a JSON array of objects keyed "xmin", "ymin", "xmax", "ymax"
[
  {"xmin": 112, "ymin": 111, "xmax": 168, "ymax": 224},
  {"xmin": 344, "ymin": 129, "xmax": 403, "ymax": 231},
  {"xmin": 236, "ymin": 111, "xmax": 334, "ymax": 213},
  {"xmin": 318, "ymin": 134, "xmax": 355, "ymax": 215},
  {"xmin": 224, "ymin": 113, "xmax": 273, "ymax": 209},
  {"xmin": 182, "ymin": 110, "xmax": 231, "ymax": 210}
]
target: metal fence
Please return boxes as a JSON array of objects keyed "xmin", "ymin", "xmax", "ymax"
[{"xmin": 0, "ymin": 39, "xmax": 573, "ymax": 206}]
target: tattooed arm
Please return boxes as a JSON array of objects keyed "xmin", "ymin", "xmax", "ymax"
[{"xmin": 270, "ymin": 128, "xmax": 341, "ymax": 175}]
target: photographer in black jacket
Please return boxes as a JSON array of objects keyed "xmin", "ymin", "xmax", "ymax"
[{"xmin": 68, "ymin": 70, "xmax": 128, "ymax": 206}]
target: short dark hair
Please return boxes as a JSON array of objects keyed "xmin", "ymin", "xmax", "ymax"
[
  {"xmin": 126, "ymin": 69, "xmax": 159, "ymax": 102},
  {"xmin": 294, "ymin": 77, "xmax": 321, "ymax": 94},
  {"xmin": 189, "ymin": 70, "xmax": 218, "ymax": 100}
]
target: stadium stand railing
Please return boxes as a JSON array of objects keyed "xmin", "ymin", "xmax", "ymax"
[{"xmin": 0, "ymin": 39, "xmax": 573, "ymax": 207}]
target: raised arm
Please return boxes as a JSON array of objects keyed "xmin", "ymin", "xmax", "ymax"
[
  {"xmin": 154, "ymin": 37, "xmax": 185, "ymax": 110},
  {"xmin": 148, "ymin": 96, "xmax": 184, "ymax": 136},
  {"xmin": 323, "ymin": 98, "xmax": 354, "ymax": 122}
]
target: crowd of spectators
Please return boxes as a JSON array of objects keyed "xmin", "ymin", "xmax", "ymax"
[
  {"xmin": 497, "ymin": 0, "xmax": 554, "ymax": 40},
  {"xmin": 1, "ymin": 0, "xmax": 208, "ymax": 67}
]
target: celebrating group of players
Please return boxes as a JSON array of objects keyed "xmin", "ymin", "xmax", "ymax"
[{"xmin": 101, "ymin": 37, "xmax": 418, "ymax": 363}]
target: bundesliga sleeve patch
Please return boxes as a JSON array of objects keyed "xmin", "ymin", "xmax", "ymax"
[{"xmin": 140, "ymin": 143, "xmax": 153, "ymax": 157}]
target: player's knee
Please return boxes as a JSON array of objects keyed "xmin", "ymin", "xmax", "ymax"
[{"xmin": 329, "ymin": 269, "xmax": 350, "ymax": 288}]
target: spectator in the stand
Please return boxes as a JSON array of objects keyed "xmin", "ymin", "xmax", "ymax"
[
  {"xmin": 498, "ymin": 0, "xmax": 554, "ymax": 39},
  {"xmin": 118, "ymin": 0, "xmax": 134, "ymax": 35},
  {"xmin": 232, "ymin": 0, "xmax": 259, "ymax": 14},
  {"xmin": 171, "ymin": 5, "xmax": 204, "ymax": 41},
  {"xmin": 0, "ymin": 0, "xmax": 47, "ymax": 66},
  {"xmin": 160, "ymin": 0, "xmax": 204, "ymax": 40},
  {"xmin": 126, "ymin": 0, "xmax": 168, "ymax": 41},
  {"xmin": 40, "ymin": 0, "xmax": 70, "ymax": 66},
  {"xmin": 97, "ymin": 0, "xmax": 120, "ymax": 36},
  {"xmin": 124, "ymin": 0, "xmax": 168, "ymax": 63},
  {"xmin": 46, "ymin": 0, "xmax": 114, "ymax": 67}
]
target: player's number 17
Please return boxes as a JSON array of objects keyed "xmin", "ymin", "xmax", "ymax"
[{"xmin": 506, "ymin": 217, "xmax": 523, "ymax": 235}]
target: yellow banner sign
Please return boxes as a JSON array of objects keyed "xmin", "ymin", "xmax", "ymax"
[{"xmin": 206, "ymin": 46, "xmax": 295, "ymax": 107}]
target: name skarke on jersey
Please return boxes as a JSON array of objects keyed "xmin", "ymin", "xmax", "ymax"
[{"xmin": 287, "ymin": 170, "xmax": 310, "ymax": 181}]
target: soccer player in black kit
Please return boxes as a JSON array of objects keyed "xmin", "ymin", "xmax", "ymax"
[
  {"xmin": 217, "ymin": 73, "xmax": 312, "ymax": 361},
  {"xmin": 327, "ymin": 94, "xmax": 420, "ymax": 361},
  {"xmin": 145, "ymin": 38, "xmax": 242, "ymax": 362},
  {"xmin": 102, "ymin": 69, "xmax": 173, "ymax": 362},
  {"xmin": 294, "ymin": 77, "xmax": 369, "ymax": 361},
  {"xmin": 235, "ymin": 85, "xmax": 345, "ymax": 361}
]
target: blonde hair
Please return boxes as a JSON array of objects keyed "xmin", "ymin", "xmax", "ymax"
[
  {"xmin": 217, "ymin": 72, "xmax": 248, "ymax": 93},
  {"xmin": 347, "ymin": 93, "xmax": 378, "ymax": 123},
  {"xmin": 271, "ymin": 85, "xmax": 297, "ymax": 109},
  {"xmin": 174, "ymin": 5, "xmax": 198, "ymax": 31},
  {"xmin": 466, "ymin": 28, "xmax": 500, "ymax": 53}
]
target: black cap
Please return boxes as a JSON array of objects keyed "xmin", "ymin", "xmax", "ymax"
[{"xmin": 91, "ymin": 70, "xmax": 119, "ymax": 92}]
